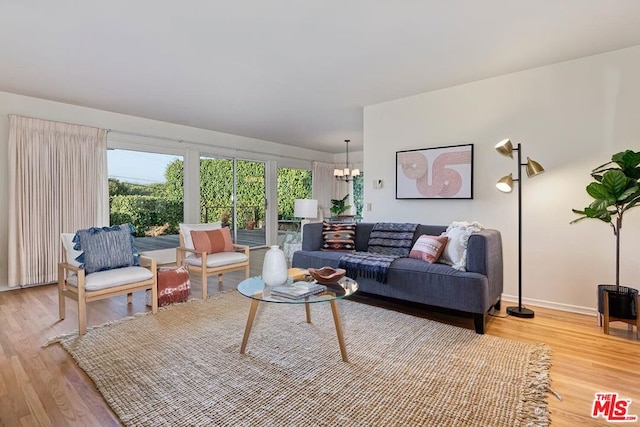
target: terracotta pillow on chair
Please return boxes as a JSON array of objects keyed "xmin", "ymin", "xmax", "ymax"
[{"xmin": 190, "ymin": 227, "xmax": 234, "ymax": 256}]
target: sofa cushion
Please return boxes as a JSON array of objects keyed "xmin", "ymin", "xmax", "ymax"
[
  {"xmin": 321, "ymin": 222, "xmax": 356, "ymax": 252},
  {"xmin": 409, "ymin": 235, "xmax": 448, "ymax": 263},
  {"xmin": 73, "ymin": 224, "xmax": 139, "ymax": 274},
  {"xmin": 291, "ymin": 249, "xmax": 345, "ymax": 270}
]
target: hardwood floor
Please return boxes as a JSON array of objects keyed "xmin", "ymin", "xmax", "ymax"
[{"xmin": 0, "ymin": 248, "xmax": 638, "ymax": 426}]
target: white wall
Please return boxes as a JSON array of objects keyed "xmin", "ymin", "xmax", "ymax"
[
  {"xmin": 0, "ymin": 91, "xmax": 334, "ymax": 289},
  {"xmin": 363, "ymin": 46, "xmax": 640, "ymax": 314}
]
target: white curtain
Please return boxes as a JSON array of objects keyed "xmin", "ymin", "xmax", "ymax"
[
  {"xmin": 312, "ymin": 161, "xmax": 350, "ymax": 218},
  {"xmin": 8, "ymin": 115, "xmax": 108, "ymax": 287}
]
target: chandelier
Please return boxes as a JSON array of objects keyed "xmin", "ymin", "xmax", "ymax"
[{"xmin": 333, "ymin": 139, "xmax": 360, "ymax": 182}]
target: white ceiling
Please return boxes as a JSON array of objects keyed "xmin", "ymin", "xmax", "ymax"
[{"xmin": 2, "ymin": 1, "xmax": 640, "ymax": 153}]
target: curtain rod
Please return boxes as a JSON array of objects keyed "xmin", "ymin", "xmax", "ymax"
[{"xmin": 106, "ymin": 128, "xmax": 319, "ymax": 163}]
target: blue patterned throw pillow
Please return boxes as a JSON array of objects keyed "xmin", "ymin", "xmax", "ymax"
[{"xmin": 73, "ymin": 224, "xmax": 139, "ymax": 274}]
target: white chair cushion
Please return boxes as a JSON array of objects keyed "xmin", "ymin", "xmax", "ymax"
[
  {"xmin": 67, "ymin": 266, "xmax": 153, "ymax": 291},
  {"xmin": 61, "ymin": 233, "xmax": 82, "ymax": 268},
  {"xmin": 179, "ymin": 223, "xmax": 222, "ymax": 254},
  {"xmin": 183, "ymin": 251, "xmax": 248, "ymax": 268}
]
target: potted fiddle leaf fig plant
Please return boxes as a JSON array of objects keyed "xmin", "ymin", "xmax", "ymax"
[
  {"xmin": 571, "ymin": 149, "xmax": 640, "ymax": 320},
  {"xmin": 330, "ymin": 194, "xmax": 351, "ymax": 217}
]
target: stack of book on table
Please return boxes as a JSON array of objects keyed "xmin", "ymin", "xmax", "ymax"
[{"xmin": 270, "ymin": 281, "xmax": 327, "ymax": 299}]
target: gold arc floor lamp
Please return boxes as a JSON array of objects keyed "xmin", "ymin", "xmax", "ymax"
[{"xmin": 495, "ymin": 139, "xmax": 545, "ymax": 318}]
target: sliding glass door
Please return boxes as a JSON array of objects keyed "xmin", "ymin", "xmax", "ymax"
[
  {"xmin": 236, "ymin": 160, "xmax": 266, "ymax": 247},
  {"xmin": 200, "ymin": 155, "xmax": 266, "ymax": 247}
]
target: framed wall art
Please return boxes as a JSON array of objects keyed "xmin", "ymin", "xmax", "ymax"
[{"xmin": 396, "ymin": 143, "xmax": 473, "ymax": 199}]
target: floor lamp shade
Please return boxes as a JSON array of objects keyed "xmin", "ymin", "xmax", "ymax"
[
  {"xmin": 495, "ymin": 140, "xmax": 545, "ymax": 319},
  {"xmin": 294, "ymin": 199, "xmax": 318, "ymax": 219}
]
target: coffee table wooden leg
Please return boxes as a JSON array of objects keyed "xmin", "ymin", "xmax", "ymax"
[
  {"xmin": 305, "ymin": 301, "xmax": 311, "ymax": 323},
  {"xmin": 240, "ymin": 299, "xmax": 260, "ymax": 354},
  {"xmin": 329, "ymin": 300, "xmax": 348, "ymax": 362}
]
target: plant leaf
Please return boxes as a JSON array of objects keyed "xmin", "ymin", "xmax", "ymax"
[
  {"xmin": 591, "ymin": 160, "xmax": 614, "ymax": 174},
  {"xmin": 621, "ymin": 195, "xmax": 640, "ymax": 212},
  {"xmin": 579, "ymin": 206, "xmax": 612, "ymax": 222},
  {"xmin": 614, "ymin": 150, "xmax": 640, "ymax": 168},
  {"xmin": 585, "ymin": 182, "xmax": 608, "ymax": 199},
  {"xmin": 569, "ymin": 216, "xmax": 588, "ymax": 224},
  {"xmin": 617, "ymin": 186, "xmax": 639, "ymax": 202},
  {"xmin": 601, "ymin": 170, "xmax": 628, "ymax": 198},
  {"xmin": 613, "ymin": 150, "xmax": 640, "ymax": 179}
]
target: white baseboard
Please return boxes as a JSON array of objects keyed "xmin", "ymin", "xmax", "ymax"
[{"xmin": 501, "ymin": 293, "xmax": 598, "ymax": 317}]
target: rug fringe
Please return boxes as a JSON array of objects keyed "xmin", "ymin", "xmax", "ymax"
[
  {"xmin": 548, "ymin": 387, "xmax": 563, "ymax": 401},
  {"xmin": 520, "ymin": 343, "xmax": 552, "ymax": 426}
]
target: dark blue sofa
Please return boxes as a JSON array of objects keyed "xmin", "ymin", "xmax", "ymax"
[{"xmin": 291, "ymin": 222, "xmax": 503, "ymax": 334}]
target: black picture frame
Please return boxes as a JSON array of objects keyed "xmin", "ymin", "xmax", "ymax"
[{"xmin": 396, "ymin": 143, "xmax": 474, "ymax": 199}]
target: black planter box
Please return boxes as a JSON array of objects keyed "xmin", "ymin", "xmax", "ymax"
[{"xmin": 597, "ymin": 284, "xmax": 638, "ymax": 320}]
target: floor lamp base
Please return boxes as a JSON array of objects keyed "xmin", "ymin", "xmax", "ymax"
[{"xmin": 506, "ymin": 306, "xmax": 535, "ymax": 318}]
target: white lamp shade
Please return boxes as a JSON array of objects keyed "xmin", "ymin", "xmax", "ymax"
[{"xmin": 294, "ymin": 199, "xmax": 318, "ymax": 218}]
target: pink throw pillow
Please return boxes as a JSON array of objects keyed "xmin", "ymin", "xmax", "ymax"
[{"xmin": 409, "ymin": 235, "xmax": 448, "ymax": 263}]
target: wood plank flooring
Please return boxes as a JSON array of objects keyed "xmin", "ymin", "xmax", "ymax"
[{"xmin": 0, "ymin": 248, "xmax": 638, "ymax": 426}]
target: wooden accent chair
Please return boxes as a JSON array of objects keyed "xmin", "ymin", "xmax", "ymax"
[
  {"xmin": 58, "ymin": 232, "xmax": 158, "ymax": 335},
  {"xmin": 176, "ymin": 223, "xmax": 250, "ymax": 299}
]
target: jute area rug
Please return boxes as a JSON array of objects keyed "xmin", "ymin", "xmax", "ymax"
[{"xmin": 47, "ymin": 291, "xmax": 551, "ymax": 427}]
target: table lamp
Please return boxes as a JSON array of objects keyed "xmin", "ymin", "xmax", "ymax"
[{"xmin": 294, "ymin": 199, "xmax": 318, "ymax": 242}]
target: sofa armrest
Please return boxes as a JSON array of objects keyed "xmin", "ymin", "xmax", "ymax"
[
  {"xmin": 466, "ymin": 229, "xmax": 503, "ymax": 302},
  {"xmin": 301, "ymin": 222, "xmax": 325, "ymax": 251}
]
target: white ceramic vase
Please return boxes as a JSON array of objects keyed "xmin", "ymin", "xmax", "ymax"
[{"xmin": 262, "ymin": 245, "xmax": 288, "ymax": 287}]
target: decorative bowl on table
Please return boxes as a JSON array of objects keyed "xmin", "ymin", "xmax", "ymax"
[{"xmin": 308, "ymin": 267, "xmax": 346, "ymax": 284}]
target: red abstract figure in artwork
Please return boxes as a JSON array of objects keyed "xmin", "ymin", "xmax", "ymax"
[{"xmin": 398, "ymin": 150, "xmax": 471, "ymax": 197}]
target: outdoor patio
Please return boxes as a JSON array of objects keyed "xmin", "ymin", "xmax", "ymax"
[{"xmin": 133, "ymin": 228, "xmax": 286, "ymax": 252}]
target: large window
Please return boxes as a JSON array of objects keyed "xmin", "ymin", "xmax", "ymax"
[
  {"xmin": 108, "ymin": 149, "xmax": 184, "ymax": 251},
  {"xmin": 277, "ymin": 167, "xmax": 312, "ymax": 229},
  {"xmin": 276, "ymin": 166, "xmax": 312, "ymax": 251},
  {"xmin": 107, "ymin": 145, "xmax": 315, "ymax": 251}
]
